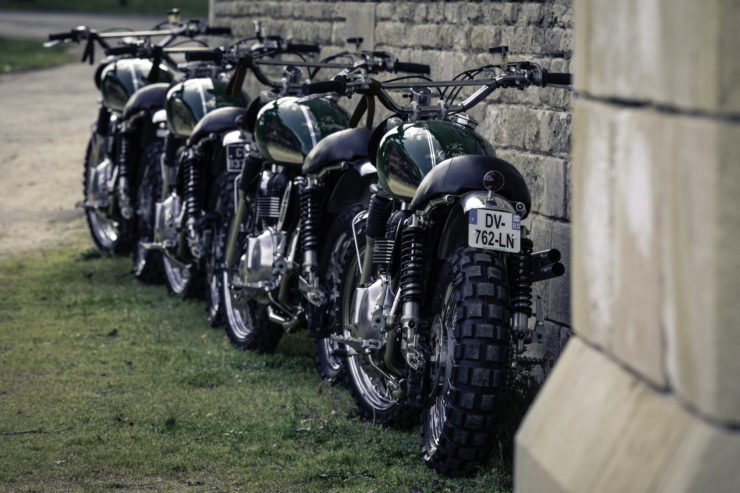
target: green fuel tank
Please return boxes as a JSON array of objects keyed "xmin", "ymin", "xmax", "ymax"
[
  {"xmin": 375, "ymin": 120, "xmax": 494, "ymax": 200},
  {"xmin": 100, "ymin": 58, "xmax": 172, "ymax": 113},
  {"xmin": 253, "ymin": 96, "xmax": 349, "ymax": 167},
  {"xmin": 165, "ymin": 77, "xmax": 249, "ymax": 138}
]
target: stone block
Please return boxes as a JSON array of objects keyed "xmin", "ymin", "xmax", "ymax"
[
  {"xmin": 548, "ymin": 220, "xmax": 570, "ymax": 324},
  {"xmin": 574, "ymin": 0, "xmax": 740, "ymax": 115},
  {"xmin": 515, "ymin": 337, "xmax": 740, "ymax": 493},
  {"xmin": 664, "ymin": 116, "xmax": 740, "ymax": 424},
  {"xmin": 571, "ymin": 100, "xmax": 614, "ymax": 351},
  {"xmin": 610, "ymin": 107, "xmax": 669, "ymax": 388},
  {"xmin": 341, "ymin": 2, "xmax": 375, "ymax": 50}
]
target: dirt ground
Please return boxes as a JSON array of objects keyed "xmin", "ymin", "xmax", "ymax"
[{"xmin": 0, "ymin": 63, "xmax": 99, "ymax": 260}]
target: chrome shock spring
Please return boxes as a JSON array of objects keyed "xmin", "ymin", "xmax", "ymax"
[
  {"xmin": 182, "ymin": 154, "xmax": 201, "ymax": 224},
  {"xmin": 117, "ymin": 129, "xmax": 134, "ymax": 182},
  {"xmin": 511, "ymin": 237, "xmax": 534, "ymax": 317},
  {"xmin": 299, "ymin": 183, "xmax": 321, "ymax": 254},
  {"xmin": 399, "ymin": 221, "xmax": 425, "ymax": 303}
]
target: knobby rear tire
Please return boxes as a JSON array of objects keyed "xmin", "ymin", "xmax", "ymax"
[{"xmin": 420, "ymin": 247, "xmax": 512, "ymax": 477}]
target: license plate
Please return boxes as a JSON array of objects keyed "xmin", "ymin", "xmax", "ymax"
[
  {"xmin": 226, "ymin": 144, "xmax": 246, "ymax": 172},
  {"xmin": 468, "ymin": 209, "xmax": 521, "ymax": 253}
]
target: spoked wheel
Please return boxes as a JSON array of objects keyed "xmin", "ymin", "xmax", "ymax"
[
  {"xmin": 420, "ymin": 247, "xmax": 512, "ymax": 477},
  {"xmin": 83, "ymin": 133, "xmax": 132, "ymax": 253},
  {"xmin": 314, "ymin": 204, "xmax": 363, "ymax": 384},
  {"xmin": 222, "ymin": 270, "xmax": 282, "ymax": 352},
  {"xmin": 132, "ymin": 142, "xmax": 164, "ymax": 283},
  {"xmin": 339, "ymin": 219, "xmax": 417, "ymax": 428},
  {"xmin": 205, "ymin": 174, "xmax": 233, "ymax": 327},
  {"xmin": 163, "ymin": 255, "xmax": 201, "ymax": 298}
]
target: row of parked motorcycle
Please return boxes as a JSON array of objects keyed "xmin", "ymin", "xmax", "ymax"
[{"xmin": 47, "ymin": 10, "xmax": 570, "ymax": 477}]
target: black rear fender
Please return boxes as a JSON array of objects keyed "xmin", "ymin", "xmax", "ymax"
[{"xmin": 325, "ymin": 160, "xmax": 376, "ymax": 214}]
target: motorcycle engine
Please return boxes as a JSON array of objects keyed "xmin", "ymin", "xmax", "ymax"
[
  {"xmin": 351, "ymin": 277, "xmax": 395, "ymax": 342},
  {"xmin": 154, "ymin": 192, "xmax": 181, "ymax": 246},
  {"xmin": 238, "ymin": 226, "xmax": 286, "ymax": 294},
  {"xmin": 88, "ymin": 156, "xmax": 114, "ymax": 207}
]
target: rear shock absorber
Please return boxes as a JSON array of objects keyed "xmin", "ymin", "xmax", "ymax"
[
  {"xmin": 298, "ymin": 177, "xmax": 326, "ymax": 306},
  {"xmin": 360, "ymin": 193, "xmax": 392, "ymax": 283},
  {"xmin": 511, "ymin": 235, "xmax": 534, "ymax": 351},
  {"xmin": 161, "ymin": 134, "xmax": 178, "ymax": 196},
  {"xmin": 181, "ymin": 149, "xmax": 203, "ymax": 258},
  {"xmin": 116, "ymin": 124, "xmax": 135, "ymax": 219},
  {"xmin": 299, "ymin": 178, "xmax": 321, "ymax": 260},
  {"xmin": 399, "ymin": 214, "xmax": 426, "ymax": 371},
  {"xmin": 182, "ymin": 150, "xmax": 201, "ymax": 225}
]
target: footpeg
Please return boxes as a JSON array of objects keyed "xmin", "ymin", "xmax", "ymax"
[{"xmin": 330, "ymin": 334, "xmax": 381, "ymax": 355}]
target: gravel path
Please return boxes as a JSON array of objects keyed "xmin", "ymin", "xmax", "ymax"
[{"xmin": 0, "ymin": 62, "xmax": 99, "ymax": 260}]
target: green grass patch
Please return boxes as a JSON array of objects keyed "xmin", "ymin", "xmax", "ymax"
[
  {"xmin": 0, "ymin": 38, "xmax": 74, "ymax": 73},
  {"xmin": 0, "ymin": 246, "xmax": 516, "ymax": 491},
  {"xmin": 0, "ymin": 0, "xmax": 207, "ymax": 16}
]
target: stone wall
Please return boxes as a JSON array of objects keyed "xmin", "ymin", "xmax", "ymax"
[
  {"xmin": 211, "ymin": 0, "xmax": 574, "ymax": 377},
  {"xmin": 515, "ymin": 0, "xmax": 740, "ymax": 491}
]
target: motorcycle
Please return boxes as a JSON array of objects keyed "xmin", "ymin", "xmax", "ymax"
[
  {"xmin": 304, "ymin": 48, "xmax": 570, "ymax": 475},
  {"xmin": 217, "ymin": 51, "xmax": 430, "ymax": 365},
  {"xmin": 146, "ymin": 29, "xmax": 326, "ymax": 310},
  {"xmin": 46, "ymin": 13, "xmax": 231, "ymax": 265}
]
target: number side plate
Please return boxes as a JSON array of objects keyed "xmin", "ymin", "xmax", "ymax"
[
  {"xmin": 468, "ymin": 209, "xmax": 521, "ymax": 253},
  {"xmin": 226, "ymin": 144, "xmax": 246, "ymax": 172}
]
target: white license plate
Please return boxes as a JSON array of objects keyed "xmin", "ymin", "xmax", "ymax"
[
  {"xmin": 468, "ymin": 209, "xmax": 521, "ymax": 253},
  {"xmin": 226, "ymin": 144, "xmax": 246, "ymax": 172}
]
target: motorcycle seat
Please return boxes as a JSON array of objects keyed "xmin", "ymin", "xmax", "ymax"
[
  {"xmin": 302, "ymin": 127, "xmax": 372, "ymax": 175},
  {"xmin": 187, "ymin": 107, "xmax": 249, "ymax": 147}
]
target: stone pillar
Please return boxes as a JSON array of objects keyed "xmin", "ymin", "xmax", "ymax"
[{"xmin": 515, "ymin": 0, "xmax": 740, "ymax": 491}]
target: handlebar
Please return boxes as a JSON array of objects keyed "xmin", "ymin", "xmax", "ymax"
[
  {"xmin": 303, "ymin": 62, "xmax": 572, "ymax": 118},
  {"xmin": 543, "ymin": 71, "xmax": 572, "ymax": 86},
  {"xmin": 394, "ymin": 61, "xmax": 430, "ymax": 74},
  {"xmin": 286, "ymin": 41, "xmax": 321, "ymax": 54},
  {"xmin": 303, "ymin": 78, "xmax": 346, "ymax": 95},
  {"xmin": 48, "ymin": 31, "xmax": 74, "ymax": 41},
  {"xmin": 106, "ymin": 45, "xmax": 139, "ymax": 56},
  {"xmin": 203, "ymin": 26, "xmax": 232, "ymax": 36},
  {"xmin": 185, "ymin": 50, "xmax": 223, "ymax": 62}
]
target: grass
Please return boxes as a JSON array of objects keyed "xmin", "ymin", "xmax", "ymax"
[
  {"xmin": 0, "ymin": 244, "xmax": 519, "ymax": 492},
  {"xmin": 0, "ymin": 0, "xmax": 207, "ymax": 16},
  {"xmin": 0, "ymin": 38, "xmax": 75, "ymax": 73}
]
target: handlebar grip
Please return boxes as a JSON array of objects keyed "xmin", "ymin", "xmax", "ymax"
[
  {"xmin": 185, "ymin": 51, "xmax": 222, "ymax": 62},
  {"xmin": 543, "ymin": 71, "xmax": 572, "ymax": 86},
  {"xmin": 287, "ymin": 42, "xmax": 320, "ymax": 54},
  {"xmin": 303, "ymin": 77, "xmax": 346, "ymax": 95},
  {"xmin": 106, "ymin": 45, "xmax": 138, "ymax": 56},
  {"xmin": 48, "ymin": 31, "xmax": 73, "ymax": 41},
  {"xmin": 204, "ymin": 26, "xmax": 232, "ymax": 35},
  {"xmin": 394, "ymin": 61, "xmax": 431, "ymax": 75}
]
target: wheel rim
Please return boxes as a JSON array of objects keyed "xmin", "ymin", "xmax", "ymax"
[
  {"xmin": 425, "ymin": 283, "xmax": 456, "ymax": 454},
  {"xmin": 223, "ymin": 270, "xmax": 255, "ymax": 340},
  {"xmin": 86, "ymin": 136, "xmax": 120, "ymax": 249},
  {"xmin": 163, "ymin": 256, "xmax": 191, "ymax": 294},
  {"xmin": 319, "ymin": 337, "xmax": 342, "ymax": 374},
  {"xmin": 344, "ymin": 246, "xmax": 397, "ymax": 412}
]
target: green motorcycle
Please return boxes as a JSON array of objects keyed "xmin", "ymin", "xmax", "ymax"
[{"xmin": 304, "ymin": 50, "xmax": 570, "ymax": 475}]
